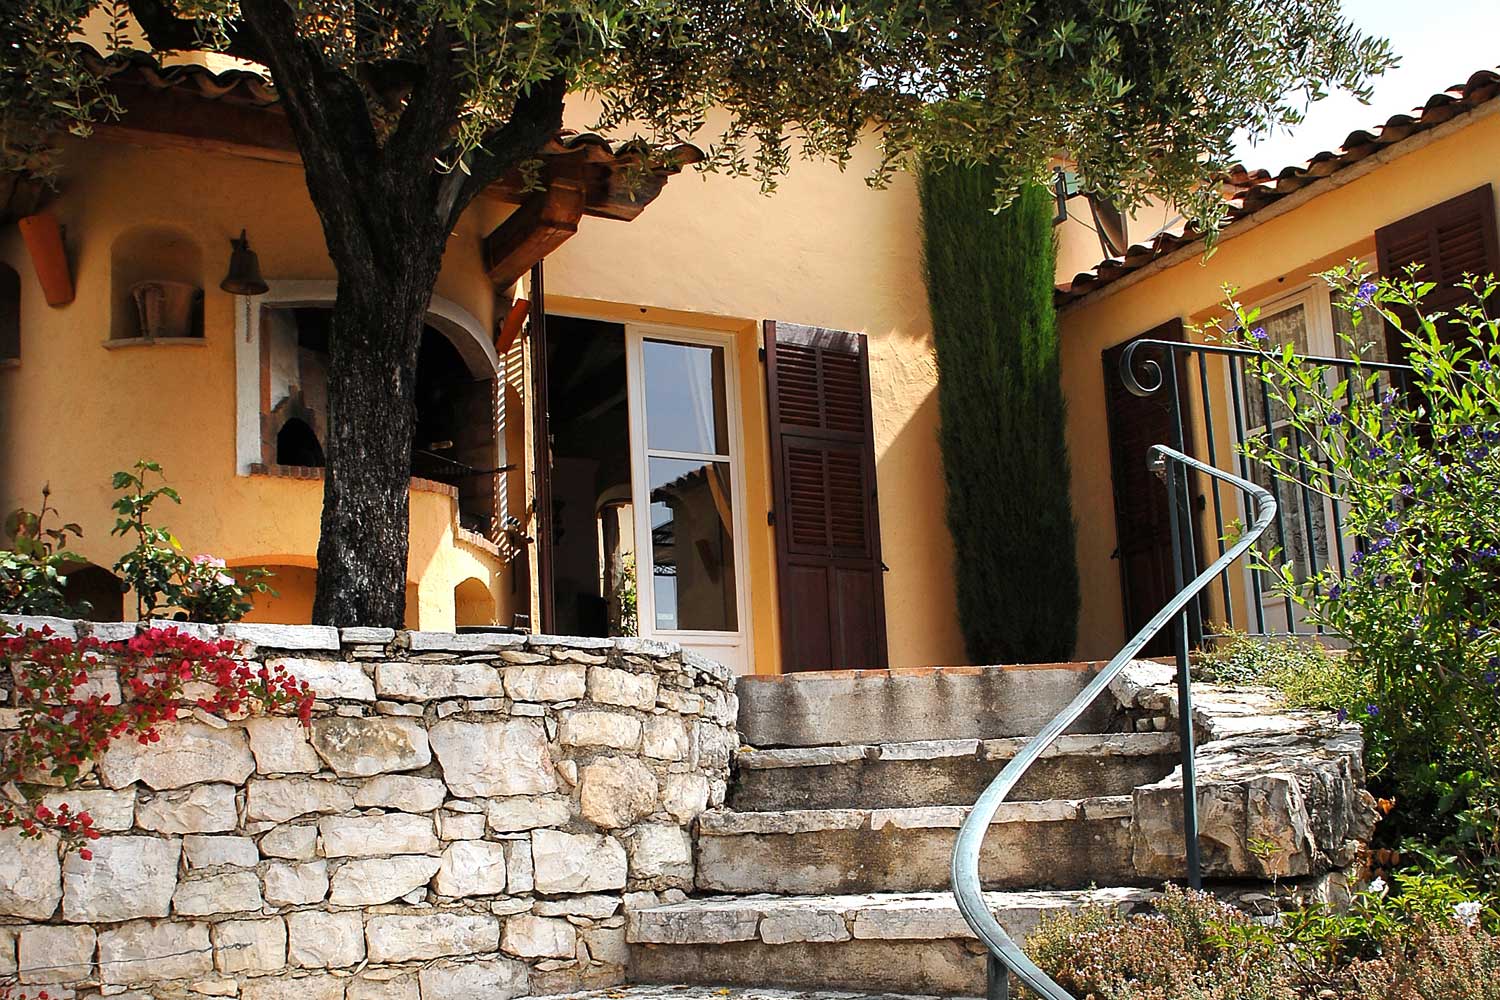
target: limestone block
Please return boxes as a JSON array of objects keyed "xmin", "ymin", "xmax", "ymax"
[
  {"xmin": 624, "ymin": 824, "xmax": 693, "ymax": 881},
  {"xmin": 501, "ymin": 914, "xmax": 574, "ymax": 959},
  {"xmin": 310, "ymin": 717, "xmax": 430, "ymax": 777},
  {"xmin": 99, "ymin": 722, "xmax": 255, "ymax": 790},
  {"xmin": 18, "ymin": 925, "xmax": 95, "ymax": 984},
  {"xmin": 437, "ymin": 811, "xmax": 487, "ymax": 840},
  {"xmin": 761, "ymin": 908, "xmax": 851, "ymax": 944},
  {"xmin": 348, "ymin": 971, "xmax": 419, "ymax": 1000},
  {"xmin": 190, "ymin": 975, "xmax": 241, "ymax": 995},
  {"xmin": 580, "ymin": 757, "xmax": 658, "ymax": 829},
  {"xmin": 417, "ymin": 958, "xmax": 528, "ymax": 1000},
  {"xmin": 580, "ymin": 925, "xmax": 629, "ymax": 966},
  {"xmin": 240, "ymin": 973, "xmax": 347, "ymax": 1000},
  {"xmin": 502, "ymin": 662, "xmax": 586, "ymax": 702},
  {"xmin": 136, "ymin": 783, "xmax": 239, "ymax": 834},
  {"xmin": 1132, "ymin": 725, "xmax": 1379, "ymax": 879},
  {"xmin": 661, "ymin": 773, "xmax": 710, "ymax": 824},
  {"xmin": 98, "ymin": 920, "xmax": 213, "ymax": 985},
  {"xmin": 0, "ymin": 829, "xmax": 62, "ymax": 918},
  {"xmin": 533, "ymin": 894, "xmax": 619, "ymax": 918},
  {"xmin": 587, "ymin": 667, "xmax": 658, "ymax": 709},
  {"xmin": 0, "ymin": 927, "xmax": 16, "ymax": 976},
  {"xmin": 40, "ymin": 789, "xmax": 136, "ymax": 831},
  {"xmin": 642, "ymin": 716, "xmax": 689, "ymax": 761},
  {"xmin": 263, "ymin": 860, "xmax": 328, "ymax": 906},
  {"xmin": 434, "ymin": 840, "xmax": 507, "ymax": 897},
  {"xmin": 258, "ymin": 824, "xmax": 318, "ymax": 860},
  {"xmin": 532, "ymin": 829, "xmax": 627, "ymax": 893},
  {"xmin": 485, "ymin": 796, "xmax": 572, "ymax": 833},
  {"xmin": 318, "ymin": 812, "xmax": 437, "ymax": 857},
  {"xmin": 265, "ymin": 656, "xmax": 373, "ymax": 701},
  {"xmin": 173, "ymin": 871, "xmax": 264, "ymax": 915},
  {"xmin": 328, "ymin": 855, "xmax": 440, "ymax": 906},
  {"xmin": 364, "ymin": 912, "xmax": 499, "ymax": 963},
  {"xmin": 213, "ymin": 917, "xmax": 286, "ymax": 975},
  {"xmin": 244, "ymin": 718, "xmax": 321, "ymax": 774},
  {"xmin": 560, "ymin": 711, "xmax": 642, "ymax": 752},
  {"xmin": 694, "ymin": 722, "xmax": 735, "ymax": 771},
  {"xmin": 503, "ymin": 841, "xmax": 533, "ymax": 894},
  {"xmin": 287, "ymin": 910, "xmax": 365, "ymax": 969},
  {"xmin": 245, "ymin": 778, "xmax": 355, "ymax": 823},
  {"xmin": 63, "ymin": 835, "xmax": 180, "ymax": 922},
  {"xmin": 355, "ymin": 775, "xmax": 448, "ymax": 812},
  {"xmin": 184, "ymin": 835, "xmax": 259, "ymax": 869},
  {"xmin": 375, "ymin": 661, "xmax": 505, "ymax": 700},
  {"xmin": 429, "ymin": 719, "xmax": 556, "ymax": 797}
]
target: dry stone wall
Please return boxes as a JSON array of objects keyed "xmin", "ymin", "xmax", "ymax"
[{"xmin": 0, "ymin": 619, "xmax": 738, "ymax": 1000}]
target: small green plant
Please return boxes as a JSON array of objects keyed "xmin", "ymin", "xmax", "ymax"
[
  {"xmin": 1, "ymin": 485, "xmax": 89, "ymax": 617},
  {"xmin": 1195, "ymin": 629, "xmax": 1370, "ymax": 714},
  {"xmin": 110, "ymin": 460, "xmax": 274, "ymax": 623}
]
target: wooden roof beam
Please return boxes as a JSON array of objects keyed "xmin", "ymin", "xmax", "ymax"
[{"xmin": 483, "ymin": 177, "xmax": 588, "ymax": 289}]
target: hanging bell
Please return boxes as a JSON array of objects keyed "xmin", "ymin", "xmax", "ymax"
[{"xmin": 220, "ymin": 229, "xmax": 269, "ymax": 295}]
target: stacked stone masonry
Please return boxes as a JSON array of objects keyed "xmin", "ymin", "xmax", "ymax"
[{"xmin": 0, "ymin": 618, "xmax": 737, "ymax": 1000}]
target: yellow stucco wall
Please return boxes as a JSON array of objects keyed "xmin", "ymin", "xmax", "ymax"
[
  {"xmin": 0, "ymin": 136, "xmax": 511, "ymax": 628},
  {"xmin": 1057, "ymin": 102, "xmax": 1500, "ymax": 659}
]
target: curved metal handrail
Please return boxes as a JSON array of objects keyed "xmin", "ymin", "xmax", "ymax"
[{"xmin": 950, "ymin": 445, "xmax": 1277, "ymax": 1000}]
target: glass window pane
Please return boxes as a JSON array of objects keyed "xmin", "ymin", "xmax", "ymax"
[
  {"xmin": 647, "ymin": 457, "xmax": 737, "ymax": 632},
  {"xmin": 1333, "ymin": 299, "xmax": 1388, "ymax": 363},
  {"xmin": 643, "ymin": 340, "xmax": 728, "ymax": 455},
  {"xmin": 1243, "ymin": 303, "xmax": 1310, "ymax": 429}
]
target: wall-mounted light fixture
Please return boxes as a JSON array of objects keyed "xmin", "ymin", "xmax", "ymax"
[{"xmin": 220, "ymin": 229, "xmax": 269, "ymax": 295}]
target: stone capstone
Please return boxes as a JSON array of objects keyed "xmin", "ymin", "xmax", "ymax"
[
  {"xmin": 531, "ymin": 830, "xmax": 627, "ymax": 893},
  {"xmin": 364, "ymin": 912, "xmax": 500, "ymax": 963},
  {"xmin": 429, "ymin": 719, "xmax": 557, "ymax": 797},
  {"xmin": 62, "ymin": 835, "xmax": 180, "ymax": 922},
  {"xmin": 99, "ymin": 723, "xmax": 255, "ymax": 790},
  {"xmin": 287, "ymin": 910, "xmax": 365, "ymax": 968},
  {"xmin": 310, "ymin": 717, "xmax": 431, "ymax": 777},
  {"xmin": 579, "ymin": 757, "xmax": 658, "ymax": 829},
  {"xmin": 328, "ymin": 855, "xmax": 441, "ymax": 906}
]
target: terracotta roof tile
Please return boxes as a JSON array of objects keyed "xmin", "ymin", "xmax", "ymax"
[{"xmin": 1057, "ymin": 68, "xmax": 1500, "ymax": 307}]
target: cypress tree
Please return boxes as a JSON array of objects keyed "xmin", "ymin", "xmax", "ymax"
[{"xmin": 918, "ymin": 164, "xmax": 1080, "ymax": 663}]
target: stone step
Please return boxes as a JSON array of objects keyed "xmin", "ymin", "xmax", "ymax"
[
  {"xmin": 696, "ymin": 798, "xmax": 1139, "ymax": 894},
  {"xmin": 736, "ymin": 663, "xmax": 1120, "ymax": 748},
  {"xmin": 627, "ymin": 888, "xmax": 1157, "ymax": 996},
  {"xmin": 731, "ymin": 732, "xmax": 1179, "ymax": 811}
]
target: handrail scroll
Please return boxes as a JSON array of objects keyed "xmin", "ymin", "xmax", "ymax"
[{"xmin": 950, "ymin": 445, "xmax": 1277, "ymax": 1000}]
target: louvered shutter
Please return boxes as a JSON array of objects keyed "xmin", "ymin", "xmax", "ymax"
[
  {"xmin": 765, "ymin": 321, "xmax": 888, "ymax": 672},
  {"xmin": 1376, "ymin": 185, "xmax": 1500, "ymax": 353}
]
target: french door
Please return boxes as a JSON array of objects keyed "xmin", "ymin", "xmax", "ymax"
[{"xmin": 624, "ymin": 325, "xmax": 751, "ymax": 674}]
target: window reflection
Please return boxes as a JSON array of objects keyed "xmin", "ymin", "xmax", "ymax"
[
  {"xmin": 643, "ymin": 340, "xmax": 729, "ymax": 455},
  {"xmin": 648, "ymin": 457, "xmax": 737, "ymax": 631}
]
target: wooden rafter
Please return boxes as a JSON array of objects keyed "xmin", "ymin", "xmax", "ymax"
[{"xmin": 483, "ymin": 177, "xmax": 587, "ymax": 289}]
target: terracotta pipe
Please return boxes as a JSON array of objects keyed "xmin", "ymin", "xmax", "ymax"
[{"xmin": 18, "ymin": 213, "xmax": 74, "ymax": 307}]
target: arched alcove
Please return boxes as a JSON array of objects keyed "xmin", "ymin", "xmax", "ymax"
[
  {"xmin": 454, "ymin": 577, "xmax": 496, "ymax": 627},
  {"xmin": 110, "ymin": 226, "xmax": 204, "ymax": 340},
  {"xmin": 276, "ymin": 417, "xmax": 324, "ymax": 467},
  {"xmin": 0, "ymin": 262, "xmax": 18, "ymax": 361},
  {"xmin": 240, "ymin": 564, "xmax": 317, "ymax": 624}
]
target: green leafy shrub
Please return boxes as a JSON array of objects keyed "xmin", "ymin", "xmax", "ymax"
[
  {"xmin": 1194, "ymin": 630, "xmax": 1370, "ymax": 713},
  {"xmin": 1, "ymin": 485, "xmax": 89, "ymax": 617},
  {"xmin": 1222, "ymin": 269, "xmax": 1500, "ymax": 874},
  {"xmin": 111, "ymin": 460, "xmax": 274, "ymax": 624},
  {"xmin": 1026, "ymin": 877, "xmax": 1500, "ymax": 1000}
]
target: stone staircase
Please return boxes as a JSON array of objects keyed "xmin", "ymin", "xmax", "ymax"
[{"xmin": 625, "ymin": 661, "xmax": 1376, "ymax": 997}]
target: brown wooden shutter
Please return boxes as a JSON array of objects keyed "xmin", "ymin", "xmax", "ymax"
[
  {"xmin": 1101, "ymin": 319, "xmax": 1193, "ymax": 657},
  {"xmin": 765, "ymin": 321, "xmax": 888, "ymax": 672},
  {"xmin": 1376, "ymin": 185, "xmax": 1500, "ymax": 352}
]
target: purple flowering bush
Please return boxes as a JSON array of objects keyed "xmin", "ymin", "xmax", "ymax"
[{"xmin": 1228, "ymin": 268, "xmax": 1500, "ymax": 874}]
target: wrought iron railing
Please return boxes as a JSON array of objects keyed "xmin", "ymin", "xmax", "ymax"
[
  {"xmin": 1115, "ymin": 338, "xmax": 1415, "ymax": 640},
  {"xmin": 950, "ymin": 445, "xmax": 1277, "ymax": 1000}
]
